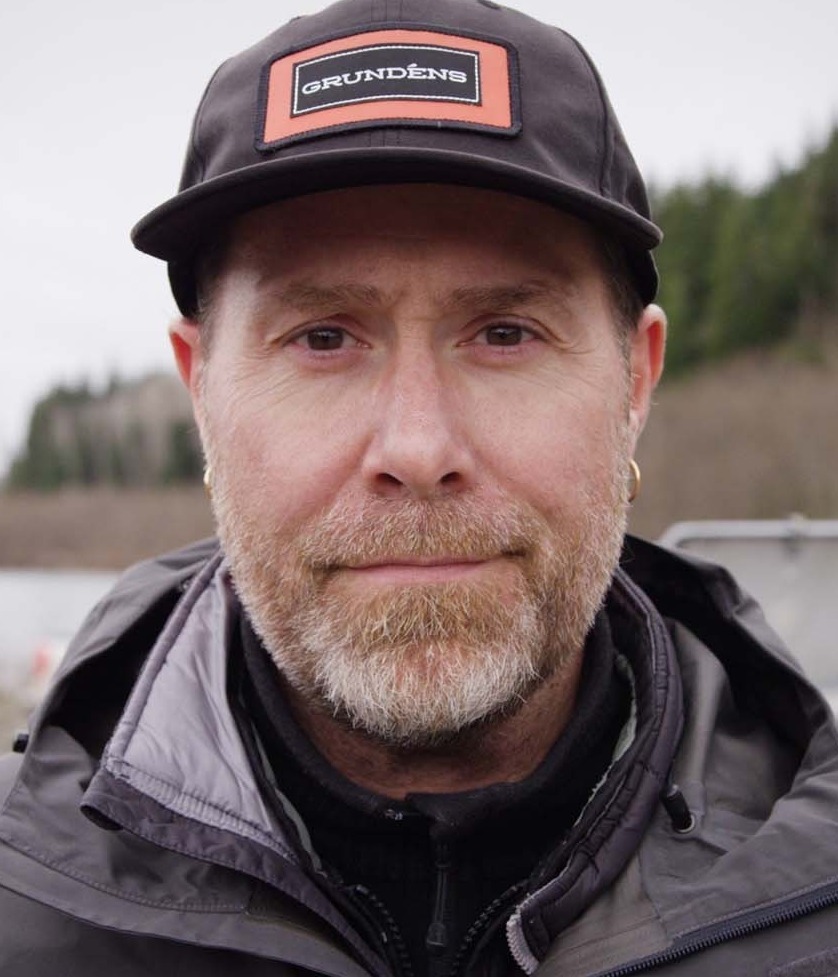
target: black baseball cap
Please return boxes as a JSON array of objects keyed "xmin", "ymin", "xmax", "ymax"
[{"xmin": 132, "ymin": 0, "xmax": 662, "ymax": 315}]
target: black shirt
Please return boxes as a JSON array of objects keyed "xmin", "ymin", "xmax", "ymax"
[{"xmin": 239, "ymin": 612, "xmax": 628, "ymax": 977}]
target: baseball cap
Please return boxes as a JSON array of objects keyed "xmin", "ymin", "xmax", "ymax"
[{"xmin": 132, "ymin": 0, "xmax": 662, "ymax": 315}]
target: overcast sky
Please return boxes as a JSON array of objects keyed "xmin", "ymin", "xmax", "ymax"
[{"xmin": 2, "ymin": 0, "xmax": 837, "ymax": 475}]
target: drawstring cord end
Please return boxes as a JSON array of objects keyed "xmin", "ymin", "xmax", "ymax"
[{"xmin": 661, "ymin": 783, "xmax": 695, "ymax": 834}]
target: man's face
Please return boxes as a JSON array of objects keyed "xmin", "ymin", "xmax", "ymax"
[{"xmin": 173, "ymin": 185, "xmax": 663, "ymax": 748}]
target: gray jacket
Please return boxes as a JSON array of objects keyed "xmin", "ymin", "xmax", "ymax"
[{"xmin": 1, "ymin": 536, "xmax": 837, "ymax": 977}]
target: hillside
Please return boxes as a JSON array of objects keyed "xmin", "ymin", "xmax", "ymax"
[
  {"xmin": 0, "ymin": 485, "xmax": 213, "ymax": 569},
  {"xmin": 630, "ymin": 338, "xmax": 838, "ymax": 538}
]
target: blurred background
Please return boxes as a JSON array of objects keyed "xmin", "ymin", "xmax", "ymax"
[{"xmin": 1, "ymin": 0, "xmax": 837, "ymax": 738}]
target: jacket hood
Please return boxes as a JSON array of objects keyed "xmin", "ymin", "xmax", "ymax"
[{"xmin": 530, "ymin": 538, "xmax": 838, "ymax": 975}]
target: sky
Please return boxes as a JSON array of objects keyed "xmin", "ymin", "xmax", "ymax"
[{"xmin": 2, "ymin": 0, "xmax": 837, "ymax": 476}]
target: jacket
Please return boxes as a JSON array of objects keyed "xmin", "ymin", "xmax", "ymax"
[{"xmin": 1, "ymin": 535, "xmax": 837, "ymax": 977}]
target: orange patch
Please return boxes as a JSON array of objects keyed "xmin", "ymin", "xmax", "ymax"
[{"xmin": 261, "ymin": 29, "xmax": 515, "ymax": 146}]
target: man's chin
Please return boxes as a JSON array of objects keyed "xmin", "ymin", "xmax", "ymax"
[
  {"xmin": 296, "ymin": 669, "xmax": 545, "ymax": 755},
  {"xmin": 271, "ymin": 632, "xmax": 556, "ymax": 754}
]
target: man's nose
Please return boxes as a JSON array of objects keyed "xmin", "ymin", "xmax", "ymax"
[{"xmin": 361, "ymin": 351, "xmax": 476, "ymax": 499}]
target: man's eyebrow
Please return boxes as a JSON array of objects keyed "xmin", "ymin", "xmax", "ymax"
[
  {"xmin": 444, "ymin": 280, "xmax": 575, "ymax": 312},
  {"xmin": 266, "ymin": 281, "xmax": 384, "ymax": 310},
  {"xmin": 255, "ymin": 279, "xmax": 574, "ymax": 315}
]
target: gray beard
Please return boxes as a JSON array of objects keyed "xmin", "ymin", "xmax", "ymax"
[{"xmin": 210, "ymin": 472, "xmax": 628, "ymax": 749}]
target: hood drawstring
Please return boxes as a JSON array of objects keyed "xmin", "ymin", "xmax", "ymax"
[{"xmin": 661, "ymin": 783, "xmax": 695, "ymax": 834}]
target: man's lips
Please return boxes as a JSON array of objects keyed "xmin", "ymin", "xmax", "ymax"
[
  {"xmin": 351, "ymin": 556, "xmax": 485, "ymax": 568},
  {"xmin": 335, "ymin": 555, "xmax": 514, "ymax": 585}
]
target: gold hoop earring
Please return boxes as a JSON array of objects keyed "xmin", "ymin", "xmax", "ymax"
[
  {"xmin": 628, "ymin": 459, "xmax": 641, "ymax": 503},
  {"xmin": 203, "ymin": 466, "xmax": 213, "ymax": 498}
]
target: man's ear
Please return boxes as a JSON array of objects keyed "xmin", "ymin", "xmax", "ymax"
[
  {"xmin": 169, "ymin": 318, "xmax": 204, "ymax": 399},
  {"xmin": 627, "ymin": 304, "xmax": 667, "ymax": 452}
]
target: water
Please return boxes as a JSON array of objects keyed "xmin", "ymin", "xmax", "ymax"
[{"xmin": 0, "ymin": 568, "xmax": 118, "ymax": 697}]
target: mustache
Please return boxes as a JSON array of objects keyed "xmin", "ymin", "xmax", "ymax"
[{"xmin": 294, "ymin": 497, "xmax": 550, "ymax": 569}]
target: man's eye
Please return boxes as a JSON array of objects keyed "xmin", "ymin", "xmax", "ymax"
[
  {"xmin": 300, "ymin": 327, "xmax": 346, "ymax": 351},
  {"xmin": 483, "ymin": 324, "xmax": 528, "ymax": 346}
]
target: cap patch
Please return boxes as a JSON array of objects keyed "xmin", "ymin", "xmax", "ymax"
[{"xmin": 259, "ymin": 28, "xmax": 518, "ymax": 148}]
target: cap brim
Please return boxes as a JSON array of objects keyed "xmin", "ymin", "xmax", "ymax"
[{"xmin": 133, "ymin": 146, "xmax": 661, "ymax": 311}]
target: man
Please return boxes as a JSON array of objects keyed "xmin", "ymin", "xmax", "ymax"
[{"xmin": 1, "ymin": 0, "xmax": 837, "ymax": 974}]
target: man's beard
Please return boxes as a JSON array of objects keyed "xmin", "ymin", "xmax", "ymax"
[{"xmin": 208, "ymin": 440, "xmax": 629, "ymax": 750}]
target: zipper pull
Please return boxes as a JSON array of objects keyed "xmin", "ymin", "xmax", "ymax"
[{"xmin": 426, "ymin": 841, "xmax": 453, "ymax": 955}]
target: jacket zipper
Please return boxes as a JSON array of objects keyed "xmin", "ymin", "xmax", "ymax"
[
  {"xmin": 604, "ymin": 881, "xmax": 838, "ymax": 976},
  {"xmin": 349, "ymin": 884, "xmax": 415, "ymax": 977},
  {"xmin": 571, "ymin": 880, "xmax": 838, "ymax": 977},
  {"xmin": 356, "ymin": 839, "xmax": 519, "ymax": 977},
  {"xmin": 450, "ymin": 882, "xmax": 527, "ymax": 977},
  {"xmin": 232, "ymin": 690, "xmax": 405, "ymax": 977}
]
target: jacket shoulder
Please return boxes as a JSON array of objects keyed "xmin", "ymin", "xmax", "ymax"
[
  {"xmin": 0, "ymin": 878, "xmax": 302, "ymax": 975},
  {"xmin": 53, "ymin": 537, "xmax": 221, "ymax": 678}
]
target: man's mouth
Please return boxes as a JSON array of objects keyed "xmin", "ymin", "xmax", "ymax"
[{"xmin": 337, "ymin": 554, "xmax": 518, "ymax": 585}]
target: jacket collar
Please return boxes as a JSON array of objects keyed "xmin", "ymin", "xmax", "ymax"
[{"xmin": 507, "ymin": 565, "xmax": 685, "ymax": 971}]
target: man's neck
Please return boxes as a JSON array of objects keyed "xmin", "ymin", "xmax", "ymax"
[{"xmin": 280, "ymin": 655, "xmax": 584, "ymax": 799}]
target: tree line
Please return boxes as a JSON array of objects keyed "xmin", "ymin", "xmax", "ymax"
[
  {"xmin": 6, "ymin": 375, "xmax": 202, "ymax": 492},
  {"xmin": 653, "ymin": 127, "xmax": 838, "ymax": 372},
  {"xmin": 6, "ymin": 127, "xmax": 838, "ymax": 490}
]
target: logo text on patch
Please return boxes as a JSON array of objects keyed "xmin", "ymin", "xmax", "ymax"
[{"xmin": 292, "ymin": 44, "xmax": 480, "ymax": 115}]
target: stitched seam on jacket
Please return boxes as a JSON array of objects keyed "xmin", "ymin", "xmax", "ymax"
[
  {"xmin": 0, "ymin": 827, "xmax": 249, "ymax": 911},
  {"xmin": 105, "ymin": 758, "xmax": 296, "ymax": 861}
]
